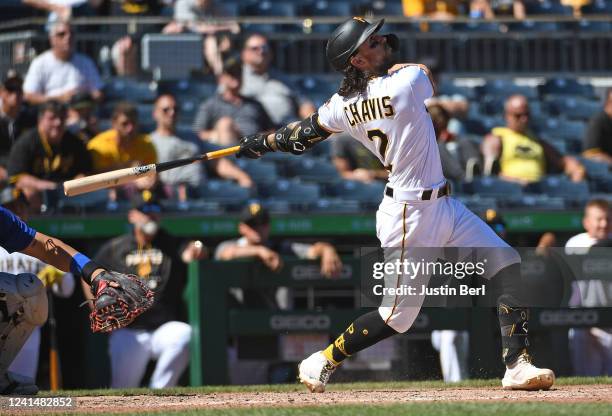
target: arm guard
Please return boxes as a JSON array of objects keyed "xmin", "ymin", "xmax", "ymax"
[{"xmin": 270, "ymin": 112, "xmax": 332, "ymax": 155}]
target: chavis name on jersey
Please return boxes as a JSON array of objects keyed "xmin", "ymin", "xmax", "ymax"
[{"xmin": 343, "ymin": 96, "xmax": 395, "ymax": 126}]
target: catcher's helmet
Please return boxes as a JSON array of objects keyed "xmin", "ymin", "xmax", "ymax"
[{"xmin": 326, "ymin": 17, "xmax": 384, "ymax": 72}]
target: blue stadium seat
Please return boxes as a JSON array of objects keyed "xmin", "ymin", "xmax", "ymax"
[
  {"xmin": 159, "ymin": 80, "xmax": 217, "ymax": 99},
  {"xmin": 304, "ymin": 1, "xmax": 353, "ymax": 16},
  {"xmin": 438, "ymin": 81, "xmax": 478, "ymax": 100},
  {"xmin": 103, "ymin": 78, "xmax": 157, "ymax": 102},
  {"xmin": 311, "ymin": 198, "xmax": 361, "ymax": 213},
  {"xmin": 325, "ymin": 180, "xmax": 385, "ymax": 206},
  {"xmin": 285, "ymin": 157, "xmax": 340, "ymax": 183},
  {"xmin": 425, "ymin": 22, "xmax": 455, "ymax": 33},
  {"xmin": 261, "ymin": 180, "xmax": 320, "ymax": 204},
  {"xmin": 539, "ymin": 78, "xmax": 596, "ymax": 99},
  {"xmin": 455, "ymin": 195, "xmax": 498, "ymax": 213},
  {"xmin": 244, "ymin": 1, "xmax": 297, "ymax": 16},
  {"xmin": 574, "ymin": 20, "xmax": 612, "ymax": 32},
  {"xmin": 582, "ymin": 0, "xmax": 612, "ymax": 14},
  {"xmin": 478, "ymin": 79, "xmax": 539, "ymax": 100},
  {"xmin": 136, "ymin": 103, "xmax": 154, "ymax": 125},
  {"xmin": 0, "ymin": 0, "xmax": 39, "ymax": 21},
  {"xmin": 556, "ymin": 120, "xmax": 586, "ymax": 141},
  {"xmin": 508, "ymin": 20, "xmax": 561, "ymax": 32},
  {"xmin": 525, "ymin": 1, "xmax": 573, "ymax": 16},
  {"xmin": 463, "ymin": 177, "xmax": 523, "ymax": 197},
  {"xmin": 580, "ymin": 158, "xmax": 610, "ymax": 178},
  {"xmin": 545, "ymin": 96, "xmax": 600, "ymax": 120},
  {"xmin": 592, "ymin": 174, "xmax": 612, "ymax": 193},
  {"xmin": 530, "ymin": 175, "xmax": 590, "ymax": 199},
  {"xmin": 458, "ymin": 22, "xmax": 501, "ymax": 32},
  {"xmin": 177, "ymin": 97, "xmax": 199, "ymax": 125},
  {"xmin": 362, "ymin": 0, "xmax": 406, "ymax": 16},
  {"xmin": 236, "ymin": 160, "xmax": 279, "ymax": 185},
  {"xmin": 193, "ymin": 180, "xmax": 252, "ymax": 207},
  {"xmin": 161, "ymin": 199, "xmax": 222, "ymax": 214},
  {"xmin": 296, "ymin": 76, "xmax": 336, "ymax": 96},
  {"xmin": 57, "ymin": 190, "xmax": 109, "ymax": 214}
]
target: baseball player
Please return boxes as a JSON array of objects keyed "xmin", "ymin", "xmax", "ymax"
[
  {"xmin": 237, "ymin": 17, "xmax": 554, "ymax": 392},
  {"xmin": 0, "ymin": 190, "xmax": 153, "ymax": 395},
  {"xmin": 0, "ymin": 187, "xmax": 75, "ymax": 381}
]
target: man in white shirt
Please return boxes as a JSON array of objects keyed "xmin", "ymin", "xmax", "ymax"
[
  {"xmin": 23, "ymin": 21, "xmax": 103, "ymax": 106},
  {"xmin": 565, "ymin": 199, "xmax": 612, "ymax": 376}
]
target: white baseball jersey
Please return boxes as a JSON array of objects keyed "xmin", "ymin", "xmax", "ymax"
[{"xmin": 318, "ymin": 65, "xmax": 445, "ymax": 191}]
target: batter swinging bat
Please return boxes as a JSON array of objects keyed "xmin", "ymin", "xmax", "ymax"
[{"xmin": 63, "ymin": 145, "xmax": 241, "ymax": 196}]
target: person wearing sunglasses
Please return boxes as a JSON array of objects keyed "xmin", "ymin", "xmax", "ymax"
[
  {"xmin": 23, "ymin": 21, "xmax": 103, "ymax": 106},
  {"xmin": 481, "ymin": 94, "xmax": 585, "ymax": 185}
]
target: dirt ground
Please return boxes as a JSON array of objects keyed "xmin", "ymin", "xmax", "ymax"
[{"xmin": 2, "ymin": 384, "xmax": 611, "ymax": 415}]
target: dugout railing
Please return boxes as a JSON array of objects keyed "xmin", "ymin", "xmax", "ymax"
[{"xmin": 186, "ymin": 257, "xmax": 612, "ymax": 386}]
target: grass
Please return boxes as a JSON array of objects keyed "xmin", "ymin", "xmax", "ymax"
[
  {"xmin": 29, "ymin": 403, "xmax": 612, "ymax": 416},
  {"xmin": 38, "ymin": 376, "xmax": 612, "ymax": 397}
]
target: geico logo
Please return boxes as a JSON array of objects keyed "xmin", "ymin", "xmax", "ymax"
[
  {"xmin": 520, "ymin": 260, "xmax": 546, "ymax": 276},
  {"xmin": 582, "ymin": 259, "xmax": 612, "ymax": 275},
  {"xmin": 269, "ymin": 315, "xmax": 331, "ymax": 330},
  {"xmin": 292, "ymin": 265, "xmax": 352, "ymax": 280},
  {"xmin": 413, "ymin": 314, "xmax": 430, "ymax": 329},
  {"xmin": 540, "ymin": 310, "xmax": 599, "ymax": 326}
]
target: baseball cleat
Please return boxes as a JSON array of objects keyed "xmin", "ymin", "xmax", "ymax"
[
  {"xmin": 0, "ymin": 371, "xmax": 39, "ymax": 395},
  {"xmin": 298, "ymin": 351, "xmax": 337, "ymax": 393},
  {"xmin": 502, "ymin": 353, "xmax": 555, "ymax": 391}
]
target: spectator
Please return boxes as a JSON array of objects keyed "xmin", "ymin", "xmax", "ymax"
[
  {"xmin": 150, "ymin": 94, "xmax": 252, "ymax": 200},
  {"xmin": 561, "ymin": 0, "xmax": 591, "ymax": 17},
  {"xmin": 565, "ymin": 199, "xmax": 612, "ymax": 376},
  {"xmin": 193, "ymin": 56, "xmax": 275, "ymax": 146},
  {"xmin": 88, "ymin": 101, "xmax": 156, "ymax": 173},
  {"xmin": 1, "ymin": 71, "xmax": 36, "ymax": 186},
  {"xmin": 22, "ymin": 0, "xmax": 103, "ymax": 22},
  {"xmin": 582, "ymin": 88, "xmax": 612, "ymax": 165},
  {"xmin": 23, "ymin": 21, "xmax": 103, "ymax": 105},
  {"xmin": 331, "ymin": 134, "xmax": 388, "ymax": 183},
  {"xmin": 469, "ymin": 0, "xmax": 495, "ymax": 18},
  {"xmin": 481, "ymin": 94, "xmax": 586, "ymax": 184},
  {"xmin": 491, "ymin": 0, "xmax": 526, "ymax": 18},
  {"xmin": 162, "ymin": 0, "xmax": 240, "ymax": 76},
  {"xmin": 402, "ymin": 0, "xmax": 462, "ymax": 20},
  {"xmin": 216, "ymin": 202, "xmax": 342, "ymax": 286},
  {"xmin": 83, "ymin": 192, "xmax": 206, "ymax": 388},
  {"xmin": 428, "ymin": 103, "xmax": 481, "ymax": 182},
  {"xmin": 7, "ymin": 100, "xmax": 92, "ymax": 199},
  {"xmin": 0, "ymin": 186, "xmax": 75, "ymax": 381},
  {"xmin": 66, "ymin": 91, "xmax": 99, "ymax": 142},
  {"xmin": 240, "ymin": 33, "xmax": 312, "ymax": 125}
]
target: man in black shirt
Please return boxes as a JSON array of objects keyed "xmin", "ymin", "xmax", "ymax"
[
  {"xmin": 0, "ymin": 71, "xmax": 36, "ymax": 187},
  {"xmin": 87, "ymin": 193, "xmax": 206, "ymax": 388},
  {"xmin": 583, "ymin": 88, "xmax": 612, "ymax": 165},
  {"xmin": 7, "ymin": 100, "xmax": 91, "ymax": 201}
]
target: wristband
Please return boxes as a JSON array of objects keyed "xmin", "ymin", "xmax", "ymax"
[{"xmin": 70, "ymin": 253, "xmax": 103, "ymax": 285}]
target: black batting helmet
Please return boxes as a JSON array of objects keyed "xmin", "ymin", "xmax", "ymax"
[{"xmin": 326, "ymin": 17, "xmax": 384, "ymax": 72}]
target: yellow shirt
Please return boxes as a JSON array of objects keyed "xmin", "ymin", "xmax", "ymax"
[
  {"xmin": 87, "ymin": 129, "xmax": 157, "ymax": 172},
  {"xmin": 493, "ymin": 127, "xmax": 546, "ymax": 183}
]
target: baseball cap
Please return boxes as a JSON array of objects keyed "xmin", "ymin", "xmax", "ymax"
[
  {"xmin": 131, "ymin": 190, "xmax": 162, "ymax": 214},
  {"xmin": 69, "ymin": 92, "xmax": 95, "ymax": 110},
  {"xmin": 240, "ymin": 202, "xmax": 270, "ymax": 227},
  {"xmin": 1, "ymin": 69, "xmax": 23, "ymax": 92}
]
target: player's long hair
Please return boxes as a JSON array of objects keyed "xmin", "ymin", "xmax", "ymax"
[{"xmin": 338, "ymin": 65, "xmax": 369, "ymax": 98}]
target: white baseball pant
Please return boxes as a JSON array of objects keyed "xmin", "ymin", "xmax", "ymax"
[{"xmin": 108, "ymin": 321, "xmax": 191, "ymax": 388}]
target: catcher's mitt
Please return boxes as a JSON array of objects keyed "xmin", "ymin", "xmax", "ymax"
[{"xmin": 88, "ymin": 270, "xmax": 154, "ymax": 333}]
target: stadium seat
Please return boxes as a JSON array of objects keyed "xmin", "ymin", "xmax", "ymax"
[
  {"xmin": 285, "ymin": 157, "xmax": 340, "ymax": 183},
  {"xmin": 544, "ymin": 96, "xmax": 600, "ymax": 121},
  {"xmin": 159, "ymin": 80, "xmax": 217, "ymax": 99},
  {"xmin": 582, "ymin": 0, "xmax": 612, "ymax": 14},
  {"xmin": 508, "ymin": 195, "xmax": 566, "ymax": 210},
  {"xmin": 261, "ymin": 180, "xmax": 321, "ymax": 204},
  {"xmin": 463, "ymin": 177, "xmax": 523, "ymax": 198},
  {"xmin": 57, "ymin": 190, "xmax": 110, "ymax": 214},
  {"xmin": 524, "ymin": 1, "xmax": 573, "ymax": 16},
  {"xmin": 361, "ymin": 0, "xmax": 406, "ymax": 16},
  {"xmin": 530, "ymin": 175, "xmax": 590, "ymax": 199},
  {"xmin": 580, "ymin": 158, "xmax": 610, "ymax": 178},
  {"xmin": 311, "ymin": 198, "xmax": 361, "ymax": 213},
  {"xmin": 325, "ymin": 180, "xmax": 385, "ymax": 207},
  {"xmin": 438, "ymin": 81, "xmax": 478, "ymax": 100},
  {"xmin": 455, "ymin": 195, "xmax": 498, "ymax": 213},
  {"xmin": 193, "ymin": 180, "xmax": 252, "ymax": 208},
  {"xmin": 574, "ymin": 20, "xmax": 612, "ymax": 32},
  {"xmin": 478, "ymin": 79, "xmax": 539, "ymax": 100},
  {"xmin": 0, "ymin": 0, "xmax": 39, "ymax": 21},
  {"xmin": 244, "ymin": 1, "xmax": 297, "ymax": 17},
  {"xmin": 508, "ymin": 21, "xmax": 560, "ymax": 32},
  {"xmin": 539, "ymin": 78, "xmax": 596, "ymax": 99},
  {"xmin": 591, "ymin": 174, "xmax": 612, "ymax": 193},
  {"xmin": 236, "ymin": 160, "xmax": 279, "ymax": 185},
  {"xmin": 304, "ymin": 1, "xmax": 353, "ymax": 16},
  {"xmin": 161, "ymin": 199, "xmax": 222, "ymax": 214},
  {"xmin": 103, "ymin": 78, "xmax": 157, "ymax": 102},
  {"xmin": 458, "ymin": 22, "xmax": 501, "ymax": 32}
]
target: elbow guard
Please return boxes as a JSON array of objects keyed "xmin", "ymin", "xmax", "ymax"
[{"xmin": 272, "ymin": 113, "xmax": 332, "ymax": 155}]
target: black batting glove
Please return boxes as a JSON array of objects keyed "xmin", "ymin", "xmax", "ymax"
[{"xmin": 237, "ymin": 133, "xmax": 272, "ymax": 159}]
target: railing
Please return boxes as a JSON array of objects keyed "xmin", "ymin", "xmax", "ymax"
[{"xmin": 1, "ymin": 16, "xmax": 612, "ymax": 76}]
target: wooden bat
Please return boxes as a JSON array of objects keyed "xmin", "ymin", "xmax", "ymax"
[
  {"xmin": 63, "ymin": 145, "xmax": 240, "ymax": 196},
  {"xmin": 47, "ymin": 289, "xmax": 61, "ymax": 391}
]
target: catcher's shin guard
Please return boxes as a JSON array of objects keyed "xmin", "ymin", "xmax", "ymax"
[{"xmin": 0, "ymin": 273, "xmax": 48, "ymax": 374}]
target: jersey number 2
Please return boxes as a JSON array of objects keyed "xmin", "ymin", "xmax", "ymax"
[{"xmin": 367, "ymin": 129, "xmax": 392, "ymax": 172}]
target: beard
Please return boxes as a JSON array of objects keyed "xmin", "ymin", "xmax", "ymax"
[{"xmin": 371, "ymin": 35, "xmax": 400, "ymax": 75}]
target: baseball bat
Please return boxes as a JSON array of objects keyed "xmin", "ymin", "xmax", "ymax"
[
  {"xmin": 63, "ymin": 145, "xmax": 240, "ymax": 196},
  {"xmin": 47, "ymin": 289, "xmax": 62, "ymax": 391}
]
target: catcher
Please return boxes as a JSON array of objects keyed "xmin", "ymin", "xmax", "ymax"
[{"xmin": 0, "ymin": 203, "xmax": 153, "ymax": 395}]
